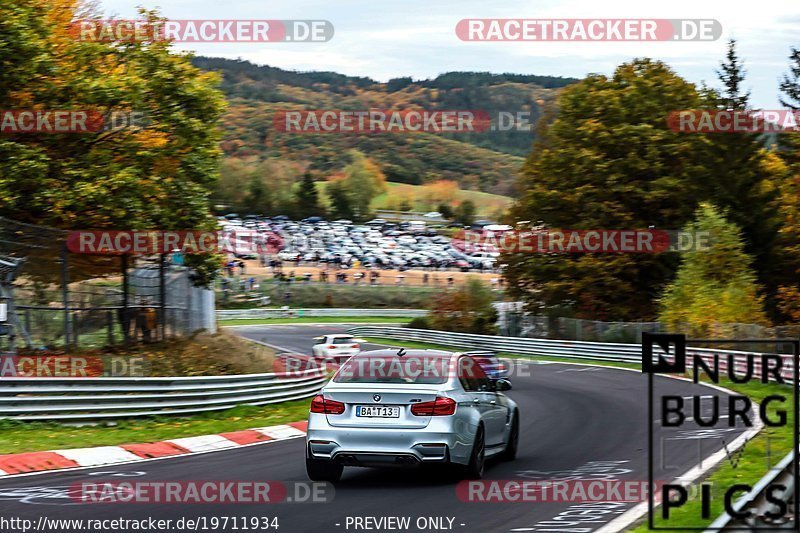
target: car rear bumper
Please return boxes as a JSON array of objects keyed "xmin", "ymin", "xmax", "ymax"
[
  {"xmin": 314, "ymin": 350, "xmax": 359, "ymax": 362},
  {"xmin": 306, "ymin": 426, "xmax": 469, "ymax": 466}
]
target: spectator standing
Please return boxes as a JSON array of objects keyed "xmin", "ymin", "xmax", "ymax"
[{"xmin": 140, "ymin": 301, "xmax": 157, "ymax": 343}]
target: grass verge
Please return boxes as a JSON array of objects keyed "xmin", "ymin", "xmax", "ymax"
[
  {"xmin": 0, "ymin": 400, "xmax": 312, "ymax": 455},
  {"xmin": 16, "ymin": 330, "xmax": 276, "ymax": 377},
  {"xmin": 630, "ymin": 377, "xmax": 794, "ymax": 531}
]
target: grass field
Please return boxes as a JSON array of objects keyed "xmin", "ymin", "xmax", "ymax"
[{"xmin": 314, "ymin": 181, "xmax": 512, "ymax": 217}]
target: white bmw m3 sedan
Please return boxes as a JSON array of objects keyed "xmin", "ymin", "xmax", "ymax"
[{"xmin": 305, "ymin": 349, "xmax": 519, "ymax": 482}]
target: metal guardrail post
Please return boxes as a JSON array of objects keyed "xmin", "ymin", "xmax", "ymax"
[
  {"xmin": 121, "ymin": 254, "xmax": 130, "ymax": 345},
  {"xmin": 60, "ymin": 244, "xmax": 71, "ymax": 346},
  {"xmin": 159, "ymin": 252, "xmax": 167, "ymax": 340}
]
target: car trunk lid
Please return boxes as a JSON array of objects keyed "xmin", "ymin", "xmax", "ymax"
[{"xmin": 322, "ymin": 386, "xmax": 440, "ymax": 428}]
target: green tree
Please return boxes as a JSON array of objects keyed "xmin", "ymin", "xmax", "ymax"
[
  {"xmin": 294, "ymin": 171, "xmax": 323, "ymax": 218},
  {"xmin": 327, "ymin": 180, "xmax": 354, "ymax": 220},
  {"xmin": 340, "ymin": 150, "xmax": 387, "ymax": 221},
  {"xmin": 437, "ymin": 203, "xmax": 454, "ymax": 219},
  {"xmin": 503, "ymin": 59, "xmax": 715, "ymax": 320},
  {"xmin": 659, "ymin": 204, "xmax": 768, "ymax": 337},
  {"xmin": 428, "ymin": 277, "xmax": 498, "ymax": 334},
  {"xmin": 716, "ymin": 39, "xmax": 750, "ymax": 109},
  {"xmin": 699, "ymin": 40, "xmax": 782, "ymax": 312},
  {"xmin": 778, "ymin": 47, "xmax": 800, "ymax": 170},
  {"xmin": 245, "ymin": 174, "xmax": 269, "ymax": 214},
  {"xmin": 216, "ymin": 157, "xmax": 302, "ymax": 216},
  {"xmin": 454, "ymin": 200, "xmax": 476, "ymax": 226},
  {"xmin": 771, "ymin": 51, "xmax": 800, "ymax": 321}
]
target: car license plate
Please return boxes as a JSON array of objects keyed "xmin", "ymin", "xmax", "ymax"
[{"xmin": 355, "ymin": 405, "xmax": 400, "ymax": 418}]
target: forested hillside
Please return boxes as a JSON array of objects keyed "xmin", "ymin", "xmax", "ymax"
[{"xmin": 193, "ymin": 57, "xmax": 577, "ymax": 196}]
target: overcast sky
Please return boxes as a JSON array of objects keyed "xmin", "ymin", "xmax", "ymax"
[{"xmin": 99, "ymin": 0, "xmax": 799, "ymax": 109}]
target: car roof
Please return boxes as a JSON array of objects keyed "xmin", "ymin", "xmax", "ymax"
[
  {"xmin": 461, "ymin": 350, "xmax": 498, "ymax": 357},
  {"xmin": 326, "ymin": 333, "xmax": 356, "ymax": 338}
]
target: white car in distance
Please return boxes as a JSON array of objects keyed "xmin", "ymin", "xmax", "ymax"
[{"xmin": 312, "ymin": 334, "xmax": 364, "ymax": 363}]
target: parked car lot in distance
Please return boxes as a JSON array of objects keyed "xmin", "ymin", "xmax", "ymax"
[{"xmin": 218, "ymin": 215, "xmax": 501, "ymax": 272}]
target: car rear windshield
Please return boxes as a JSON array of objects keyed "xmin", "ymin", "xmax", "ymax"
[
  {"xmin": 331, "ymin": 337, "xmax": 356, "ymax": 344},
  {"xmin": 333, "ymin": 355, "xmax": 451, "ymax": 384}
]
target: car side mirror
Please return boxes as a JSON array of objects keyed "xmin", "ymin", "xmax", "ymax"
[{"xmin": 494, "ymin": 378, "xmax": 512, "ymax": 391}]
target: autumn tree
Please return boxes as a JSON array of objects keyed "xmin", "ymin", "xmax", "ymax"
[
  {"xmin": 659, "ymin": 204, "xmax": 768, "ymax": 337},
  {"xmin": 421, "ymin": 180, "xmax": 458, "ymax": 210},
  {"xmin": 0, "ymin": 3, "xmax": 225, "ymax": 228},
  {"xmin": 503, "ymin": 59, "xmax": 716, "ymax": 320},
  {"xmin": 389, "ymin": 189, "xmax": 416, "ymax": 211},
  {"xmin": 428, "ymin": 277, "xmax": 497, "ymax": 334},
  {"xmin": 0, "ymin": 2, "xmax": 226, "ymax": 285}
]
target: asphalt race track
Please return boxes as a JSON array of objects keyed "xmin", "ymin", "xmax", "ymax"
[{"xmin": 0, "ymin": 324, "xmax": 753, "ymax": 533}]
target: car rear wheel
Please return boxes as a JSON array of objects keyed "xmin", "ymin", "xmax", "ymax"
[
  {"xmin": 461, "ymin": 427, "xmax": 485, "ymax": 479},
  {"xmin": 500, "ymin": 411, "xmax": 519, "ymax": 461},
  {"xmin": 306, "ymin": 457, "xmax": 343, "ymax": 482}
]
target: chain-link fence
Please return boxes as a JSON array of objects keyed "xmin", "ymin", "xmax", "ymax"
[
  {"xmin": 499, "ymin": 307, "xmax": 800, "ymax": 353},
  {"xmin": 500, "ymin": 313, "xmax": 663, "ymax": 344},
  {"xmin": 0, "ymin": 217, "xmax": 215, "ymax": 353}
]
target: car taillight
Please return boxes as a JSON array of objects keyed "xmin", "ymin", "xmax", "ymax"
[
  {"xmin": 310, "ymin": 395, "xmax": 345, "ymax": 415},
  {"xmin": 328, "ymin": 345, "xmax": 336, "ymax": 349},
  {"xmin": 351, "ymin": 344, "xmax": 360, "ymax": 348},
  {"xmin": 411, "ymin": 397, "xmax": 456, "ymax": 416}
]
